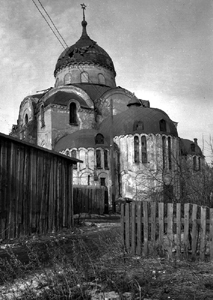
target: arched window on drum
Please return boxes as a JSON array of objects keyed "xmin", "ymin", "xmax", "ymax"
[
  {"xmin": 64, "ymin": 73, "xmax": 72, "ymax": 85},
  {"xmin": 98, "ymin": 73, "xmax": 105, "ymax": 85}
]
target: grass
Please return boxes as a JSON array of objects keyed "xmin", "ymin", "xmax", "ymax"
[{"xmin": 0, "ymin": 223, "xmax": 213, "ymax": 299}]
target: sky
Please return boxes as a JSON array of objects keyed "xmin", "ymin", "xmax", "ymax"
[{"xmin": 0, "ymin": 0, "xmax": 212, "ymax": 162}]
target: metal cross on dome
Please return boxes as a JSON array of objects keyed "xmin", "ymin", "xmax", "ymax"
[{"xmin": 81, "ymin": 3, "xmax": 86, "ymax": 20}]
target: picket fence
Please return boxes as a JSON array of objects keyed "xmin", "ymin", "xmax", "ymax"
[
  {"xmin": 73, "ymin": 185, "xmax": 108, "ymax": 215},
  {"xmin": 121, "ymin": 202, "xmax": 213, "ymax": 260}
]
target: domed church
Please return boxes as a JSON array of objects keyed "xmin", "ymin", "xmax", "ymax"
[{"xmin": 11, "ymin": 6, "xmax": 204, "ymax": 205}]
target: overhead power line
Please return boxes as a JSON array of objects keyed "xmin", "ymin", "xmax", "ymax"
[
  {"xmin": 31, "ymin": 0, "xmax": 66, "ymax": 50},
  {"xmin": 37, "ymin": 0, "xmax": 68, "ymax": 48}
]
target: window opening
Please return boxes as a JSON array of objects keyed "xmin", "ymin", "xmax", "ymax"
[
  {"xmin": 69, "ymin": 102, "xmax": 77, "ymax": 125},
  {"xmin": 98, "ymin": 73, "xmax": 105, "ymax": 85},
  {"xmin": 25, "ymin": 114, "xmax": 28, "ymax": 125},
  {"xmin": 162, "ymin": 136, "xmax": 166, "ymax": 169},
  {"xmin": 100, "ymin": 177, "xmax": 106, "ymax": 186},
  {"xmin": 80, "ymin": 71, "xmax": 89, "ymax": 83},
  {"xmin": 64, "ymin": 73, "xmax": 72, "ymax": 85},
  {"xmin": 96, "ymin": 150, "xmax": 102, "ymax": 168},
  {"xmin": 133, "ymin": 121, "xmax": 144, "ymax": 131},
  {"xmin": 191, "ymin": 143, "xmax": 195, "ymax": 152},
  {"xmin": 104, "ymin": 149, "xmax": 109, "ymax": 169},
  {"xmin": 168, "ymin": 137, "xmax": 172, "ymax": 170},
  {"xmin": 134, "ymin": 136, "xmax": 139, "ymax": 163},
  {"xmin": 95, "ymin": 133, "xmax": 104, "ymax": 144},
  {"xmin": 193, "ymin": 156, "xmax": 196, "ymax": 171},
  {"xmin": 160, "ymin": 119, "xmax": 166, "ymax": 132},
  {"xmin": 71, "ymin": 149, "xmax": 77, "ymax": 169},
  {"xmin": 198, "ymin": 157, "xmax": 201, "ymax": 170},
  {"xmin": 88, "ymin": 175, "xmax": 90, "ymax": 186},
  {"xmin": 141, "ymin": 136, "xmax": 147, "ymax": 163}
]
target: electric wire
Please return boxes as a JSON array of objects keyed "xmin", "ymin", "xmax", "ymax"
[
  {"xmin": 31, "ymin": 0, "xmax": 66, "ymax": 50},
  {"xmin": 37, "ymin": 0, "xmax": 68, "ymax": 48}
]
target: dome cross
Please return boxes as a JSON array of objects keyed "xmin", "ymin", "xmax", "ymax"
[{"xmin": 81, "ymin": 3, "xmax": 86, "ymax": 21}]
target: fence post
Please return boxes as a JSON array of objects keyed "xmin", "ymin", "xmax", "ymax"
[
  {"xmin": 143, "ymin": 201, "xmax": 148, "ymax": 256},
  {"xmin": 184, "ymin": 203, "xmax": 190, "ymax": 256},
  {"xmin": 191, "ymin": 204, "xmax": 198, "ymax": 259},
  {"xmin": 158, "ymin": 202, "xmax": 164, "ymax": 250},
  {"xmin": 131, "ymin": 202, "xmax": 136, "ymax": 255},
  {"xmin": 125, "ymin": 203, "xmax": 130, "ymax": 252},
  {"xmin": 167, "ymin": 203, "xmax": 173, "ymax": 258},
  {"xmin": 200, "ymin": 206, "xmax": 206, "ymax": 260},
  {"xmin": 176, "ymin": 203, "xmax": 181, "ymax": 259},
  {"xmin": 136, "ymin": 202, "xmax": 142, "ymax": 256},
  {"xmin": 210, "ymin": 208, "xmax": 213, "ymax": 261}
]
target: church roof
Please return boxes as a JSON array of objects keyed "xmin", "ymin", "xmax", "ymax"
[
  {"xmin": 54, "ymin": 129, "xmax": 110, "ymax": 151},
  {"xmin": 54, "ymin": 20, "xmax": 116, "ymax": 77},
  {"xmin": 43, "ymin": 90, "xmax": 90, "ymax": 109},
  {"xmin": 99, "ymin": 105, "xmax": 178, "ymax": 137}
]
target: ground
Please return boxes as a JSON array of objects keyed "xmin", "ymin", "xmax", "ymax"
[{"xmin": 0, "ymin": 214, "xmax": 213, "ymax": 299}]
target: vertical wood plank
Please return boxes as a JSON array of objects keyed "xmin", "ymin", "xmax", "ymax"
[
  {"xmin": 143, "ymin": 201, "xmax": 148, "ymax": 256},
  {"xmin": 167, "ymin": 203, "xmax": 173, "ymax": 258},
  {"xmin": 191, "ymin": 204, "xmax": 198, "ymax": 258},
  {"xmin": 131, "ymin": 202, "xmax": 136, "ymax": 255},
  {"xmin": 176, "ymin": 203, "xmax": 181, "ymax": 258},
  {"xmin": 158, "ymin": 202, "xmax": 164, "ymax": 248},
  {"xmin": 200, "ymin": 206, "xmax": 206, "ymax": 260},
  {"xmin": 125, "ymin": 203, "xmax": 130, "ymax": 252},
  {"xmin": 136, "ymin": 202, "xmax": 142, "ymax": 255},
  {"xmin": 121, "ymin": 204, "xmax": 125, "ymax": 248},
  {"xmin": 151, "ymin": 202, "xmax": 156, "ymax": 243},
  {"xmin": 184, "ymin": 203, "xmax": 190, "ymax": 255},
  {"xmin": 210, "ymin": 208, "xmax": 213, "ymax": 261}
]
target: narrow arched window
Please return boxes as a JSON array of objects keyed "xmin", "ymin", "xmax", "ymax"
[
  {"xmin": 134, "ymin": 136, "xmax": 139, "ymax": 163},
  {"xmin": 69, "ymin": 102, "xmax": 77, "ymax": 125},
  {"xmin": 41, "ymin": 105, "xmax": 45, "ymax": 128},
  {"xmin": 80, "ymin": 71, "xmax": 89, "ymax": 83},
  {"xmin": 141, "ymin": 136, "xmax": 147, "ymax": 163},
  {"xmin": 64, "ymin": 73, "xmax": 72, "ymax": 85},
  {"xmin": 168, "ymin": 137, "xmax": 172, "ymax": 170},
  {"xmin": 104, "ymin": 149, "xmax": 109, "ymax": 169},
  {"xmin": 162, "ymin": 136, "xmax": 166, "ymax": 169},
  {"xmin": 191, "ymin": 143, "xmax": 195, "ymax": 152},
  {"xmin": 65, "ymin": 149, "xmax": 70, "ymax": 156},
  {"xmin": 160, "ymin": 119, "xmax": 166, "ymax": 132},
  {"xmin": 25, "ymin": 114, "xmax": 28, "ymax": 125},
  {"xmin": 71, "ymin": 149, "xmax": 77, "ymax": 169},
  {"xmin": 193, "ymin": 156, "xmax": 196, "ymax": 171},
  {"xmin": 95, "ymin": 133, "xmax": 104, "ymax": 144},
  {"xmin": 98, "ymin": 73, "xmax": 105, "ymax": 85},
  {"xmin": 96, "ymin": 150, "xmax": 102, "ymax": 168},
  {"xmin": 198, "ymin": 157, "xmax": 201, "ymax": 170}
]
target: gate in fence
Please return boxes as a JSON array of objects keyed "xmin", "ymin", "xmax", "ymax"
[{"xmin": 121, "ymin": 202, "xmax": 213, "ymax": 261}]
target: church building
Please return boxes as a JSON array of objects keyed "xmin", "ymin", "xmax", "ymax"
[{"xmin": 11, "ymin": 6, "xmax": 204, "ymax": 205}]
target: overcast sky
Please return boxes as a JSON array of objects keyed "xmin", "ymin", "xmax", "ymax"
[{"xmin": 0, "ymin": 0, "xmax": 212, "ymax": 162}]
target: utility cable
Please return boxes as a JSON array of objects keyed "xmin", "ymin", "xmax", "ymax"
[
  {"xmin": 31, "ymin": 0, "xmax": 66, "ymax": 50},
  {"xmin": 37, "ymin": 0, "xmax": 68, "ymax": 48}
]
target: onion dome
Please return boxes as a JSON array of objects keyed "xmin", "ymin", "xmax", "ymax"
[
  {"xmin": 54, "ymin": 129, "xmax": 110, "ymax": 151},
  {"xmin": 54, "ymin": 18, "xmax": 116, "ymax": 77},
  {"xmin": 180, "ymin": 138, "xmax": 203, "ymax": 156},
  {"xmin": 99, "ymin": 103, "xmax": 178, "ymax": 137}
]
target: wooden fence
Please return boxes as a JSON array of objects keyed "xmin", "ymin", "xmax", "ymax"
[
  {"xmin": 0, "ymin": 133, "xmax": 80, "ymax": 240},
  {"xmin": 121, "ymin": 202, "xmax": 213, "ymax": 261},
  {"xmin": 73, "ymin": 185, "xmax": 108, "ymax": 215}
]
